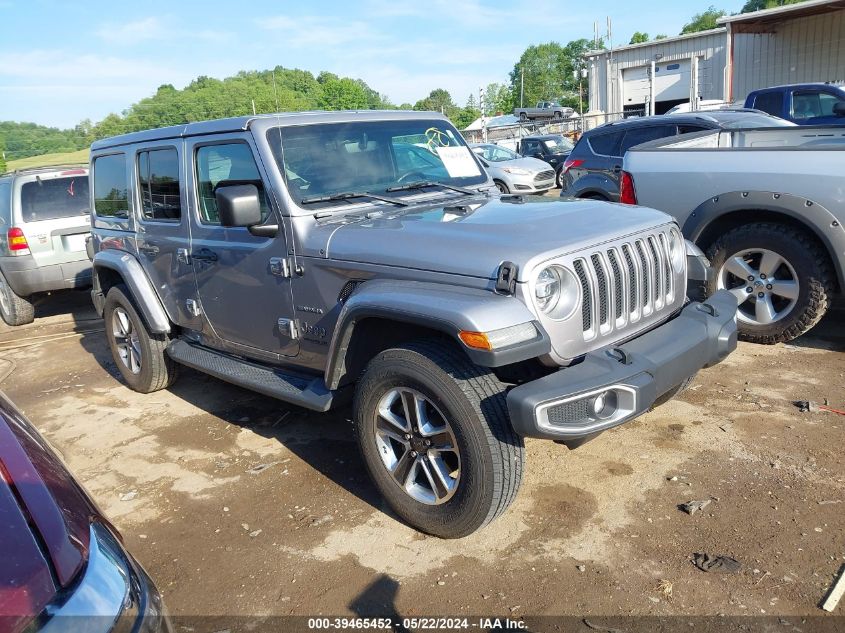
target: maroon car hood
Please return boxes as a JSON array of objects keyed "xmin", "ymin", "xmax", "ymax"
[{"xmin": 0, "ymin": 394, "xmax": 102, "ymax": 626}]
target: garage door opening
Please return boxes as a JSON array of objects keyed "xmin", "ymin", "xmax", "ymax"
[{"xmin": 622, "ymin": 60, "xmax": 694, "ymax": 116}]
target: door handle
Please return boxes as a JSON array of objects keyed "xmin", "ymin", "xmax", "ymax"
[
  {"xmin": 191, "ymin": 248, "xmax": 218, "ymax": 263},
  {"xmin": 611, "ymin": 165, "xmax": 622, "ymax": 174}
]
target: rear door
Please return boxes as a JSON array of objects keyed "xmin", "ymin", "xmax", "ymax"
[
  {"xmin": 186, "ymin": 134, "xmax": 298, "ymax": 360},
  {"xmin": 12, "ymin": 169, "xmax": 90, "ymax": 267},
  {"xmin": 132, "ymin": 144, "xmax": 197, "ymax": 327}
]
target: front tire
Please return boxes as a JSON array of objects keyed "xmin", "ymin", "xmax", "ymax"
[
  {"xmin": 494, "ymin": 180, "xmax": 510, "ymax": 194},
  {"xmin": 0, "ymin": 272, "xmax": 34, "ymax": 326},
  {"xmin": 706, "ymin": 223, "xmax": 833, "ymax": 344},
  {"xmin": 103, "ymin": 285, "xmax": 178, "ymax": 393},
  {"xmin": 353, "ymin": 340, "xmax": 524, "ymax": 538}
]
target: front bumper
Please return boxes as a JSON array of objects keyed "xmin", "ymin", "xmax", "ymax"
[
  {"xmin": 41, "ymin": 523, "xmax": 170, "ymax": 633},
  {"xmin": 507, "ymin": 290, "xmax": 737, "ymax": 441}
]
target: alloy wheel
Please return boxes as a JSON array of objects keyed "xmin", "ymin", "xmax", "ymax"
[
  {"xmin": 373, "ymin": 388, "xmax": 460, "ymax": 505},
  {"xmin": 112, "ymin": 307, "xmax": 142, "ymax": 374},
  {"xmin": 717, "ymin": 248, "xmax": 799, "ymax": 326}
]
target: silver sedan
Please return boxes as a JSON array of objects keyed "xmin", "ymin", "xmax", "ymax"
[{"xmin": 470, "ymin": 144, "xmax": 556, "ymax": 194}]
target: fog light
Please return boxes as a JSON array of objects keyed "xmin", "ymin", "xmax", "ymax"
[{"xmin": 590, "ymin": 391, "xmax": 618, "ymax": 420}]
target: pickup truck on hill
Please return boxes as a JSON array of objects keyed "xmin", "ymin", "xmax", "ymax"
[
  {"xmin": 744, "ymin": 83, "xmax": 845, "ymax": 125},
  {"xmin": 513, "ymin": 101, "xmax": 574, "ymax": 122},
  {"xmin": 622, "ymin": 125, "xmax": 845, "ymax": 344}
]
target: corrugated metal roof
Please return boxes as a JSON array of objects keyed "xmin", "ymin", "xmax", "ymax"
[
  {"xmin": 585, "ymin": 28, "xmax": 726, "ymax": 58},
  {"xmin": 718, "ymin": 0, "xmax": 845, "ymax": 25}
]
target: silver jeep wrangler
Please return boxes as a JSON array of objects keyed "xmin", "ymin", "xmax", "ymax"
[{"xmin": 89, "ymin": 111, "xmax": 737, "ymax": 538}]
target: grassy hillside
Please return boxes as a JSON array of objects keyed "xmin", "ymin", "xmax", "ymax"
[{"xmin": 5, "ymin": 148, "xmax": 89, "ymax": 172}]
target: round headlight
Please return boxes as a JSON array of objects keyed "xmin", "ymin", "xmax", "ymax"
[
  {"xmin": 535, "ymin": 267, "xmax": 561, "ymax": 312},
  {"xmin": 668, "ymin": 229, "xmax": 685, "ymax": 273},
  {"xmin": 534, "ymin": 266, "xmax": 580, "ymax": 320}
]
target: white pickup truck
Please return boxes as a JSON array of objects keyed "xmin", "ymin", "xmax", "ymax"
[{"xmin": 622, "ymin": 126, "xmax": 845, "ymax": 344}]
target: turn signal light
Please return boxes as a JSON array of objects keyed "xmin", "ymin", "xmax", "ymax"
[
  {"xmin": 459, "ymin": 331, "xmax": 492, "ymax": 351},
  {"xmin": 619, "ymin": 170, "xmax": 638, "ymax": 205},
  {"xmin": 7, "ymin": 227, "xmax": 29, "ymax": 252}
]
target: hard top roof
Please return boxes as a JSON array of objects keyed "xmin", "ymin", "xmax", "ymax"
[{"xmin": 91, "ymin": 110, "xmax": 448, "ymax": 152}]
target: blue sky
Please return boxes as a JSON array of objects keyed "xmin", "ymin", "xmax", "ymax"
[{"xmin": 0, "ymin": 0, "xmax": 746, "ymax": 129}]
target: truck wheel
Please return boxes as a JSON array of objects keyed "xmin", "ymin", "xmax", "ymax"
[
  {"xmin": 494, "ymin": 180, "xmax": 510, "ymax": 194},
  {"xmin": 706, "ymin": 223, "xmax": 833, "ymax": 344},
  {"xmin": 353, "ymin": 340, "xmax": 524, "ymax": 538},
  {"xmin": 103, "ymin": 285, "xmax": 178, "ymax": 393},
  {"xmin": 0, "ymin": 272, "xmax": 35, "ymax": 326}
]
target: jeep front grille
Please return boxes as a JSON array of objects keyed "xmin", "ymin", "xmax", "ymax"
[{"xmin": 576, "ymin": 230, "xmax": 676, "ymax": 341}]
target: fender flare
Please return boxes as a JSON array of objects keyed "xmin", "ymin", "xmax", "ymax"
[
  {"xmin": 324, "ymin": 279, "xmax": 550, "ymax": 390},
  {"xmin": 93, "ymin": 250, "xmax": 172, "ymax": 334},
  {"xmin": 683, "ymin": 190, "xmax": 845, "ymax": 289}
]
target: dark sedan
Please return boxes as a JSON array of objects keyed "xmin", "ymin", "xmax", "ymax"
[{"xmin": 0, "ymin": 392, "xmax": 169, "ymax": 633}]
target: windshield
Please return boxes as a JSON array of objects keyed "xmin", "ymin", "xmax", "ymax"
[
  {"xmin": 718, "ymin": 114, "xmax": 796, "ymax": 129},
  {"xmin": 268, "ymin": 119, "xmax": 486, "ymax": 208},
  {"xmin": 473, "ymin": 144, "xmax": 521, "ymax": 162},
  {"xmin": 19, "ymin": 176, "xmax": 90, "ymax": 222},
  {"xmin": 542, "ymin": 136, "xmax": 574, "ymax": 153}
]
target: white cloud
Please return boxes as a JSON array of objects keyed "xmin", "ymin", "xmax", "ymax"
[
  {"xmin": 96, "ymin": 17, "xmax": 164, "ymax": 44},
  {"xmin": 0, "ymin": 49, "xmax": 166, "ymax": 80}
]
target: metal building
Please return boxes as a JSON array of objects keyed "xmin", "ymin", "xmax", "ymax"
[{"xmin": 586, "ymin": 0, "xmax": 845, "ymax": 117}]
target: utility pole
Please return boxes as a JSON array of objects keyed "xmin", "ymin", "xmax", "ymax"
[
  {"xmin": 480, "ymin": 86, "xmax": 488, "ymax": 143},
  {"xmin": 520, "ymin": 68, "xmax": 524, "ymax": 108},
  {"xmin": 607, "ymin": 16, "xmax": 614, "ymax": 115}
]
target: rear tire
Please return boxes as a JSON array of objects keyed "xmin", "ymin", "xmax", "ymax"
[
  {"xmin": 0, "ymin": 272, "xmax": 35, "ymax": 326},
  {"xmin": 103, "ymin": 285, "xmax": 178, "ymax": 393},
  {"xmin": 494, "ymin": 180, "xmax": 510, "ymax": 194},
  {"xmin": 353, "ymin": 340, "xmax": 524, "ymax": 539},
  {"xmin": 706, "ymin": 222, "xmax": 833, "ymax": 344}
]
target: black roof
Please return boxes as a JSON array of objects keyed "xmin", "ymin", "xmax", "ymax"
[{"xmin": 582, "ymin": 109, "xmax": 782, "ymax": 136}]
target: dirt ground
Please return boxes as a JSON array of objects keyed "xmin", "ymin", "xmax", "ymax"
[{"xmin": 1, "ymin": 289, "xmax": 843, "ymax": 628}]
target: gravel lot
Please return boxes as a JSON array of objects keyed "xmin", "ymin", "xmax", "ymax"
[{"xmin": 1, "ymin": 289, "xmax": 843, "ymax": 626}]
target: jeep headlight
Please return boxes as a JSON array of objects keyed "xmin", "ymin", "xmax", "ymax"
[
  {"xmin": 534, "ymin": 266, "xmax": 579, "ymax": 320},
  {"xmin": 668, "ymin": 229, "xmax": 685, "ymax": 273}
]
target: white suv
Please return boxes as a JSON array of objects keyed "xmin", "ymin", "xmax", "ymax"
[{"xmin": 0, "ymin": 165, "xmax": 92, "ymax": 325}]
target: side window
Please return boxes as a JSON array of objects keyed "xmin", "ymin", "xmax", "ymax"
[
  {"xmin": 195, "ymin": 143, "xmax": 270, "ymax": 225},
  {"xmin": 138, "ymin": 148, "xmax": 181, "ymax": 221},
  {"xmin": 0, "ymin": 181, "xmax": 11, "ymax": 224},
  {"xmin": 523, "ymin": 141, "xmax": 538, "ymax": 155},
  {"xmin": 752, "ymin": 91, "xmax": 782, "ymax": 116},
  {"xmin": 620, "ymin": 125, "xmax": 676, "ymax": 154},
  {"xmin": 93, "ymin": 154, "xmax": 129, "ymax": 218},
  {"xmin": 588, "ymin": 131, "xmax": 622, "ymax": 156},
  {"xmin": 791, "ymin": 91, "xmax": 823, "ymax": 120},
  {"xmin": 678, "ymin": 125, "xmax": 709, "ymax": 134},
  {"xmin": 818, "ymin": 92, "xmax": 844, "ymax": 117}
]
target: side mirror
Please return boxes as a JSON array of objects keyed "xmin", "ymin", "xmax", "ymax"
[
  {"xmin": 215, "ymin": 185, "xmax": 262, "ymax": 227},
  {"xmin": 533, "ymin": 153, "xmax": 544, "ymax": 159},
  {"xmin": 833, "ymin": 102, "xmax": 845, "ymax": 117}
]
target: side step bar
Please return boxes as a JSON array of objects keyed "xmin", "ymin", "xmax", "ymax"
[{"xmin": 167, "ymin": 339, "xmax": 341, "ymax": 412}]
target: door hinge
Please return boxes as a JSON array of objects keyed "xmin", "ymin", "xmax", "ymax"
[
  {"xmin": 277, "ymin": 318, "xmax": 299, "ymax": 340},
  {"xmin": 269, "ymin": 257, "xmax": 291, "ymax": 278},
  {"xmin": 186, "ymin": 299, "xmax": 202, "ymax": 317}
]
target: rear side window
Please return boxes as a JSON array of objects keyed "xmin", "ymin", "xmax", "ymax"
[
  {"xmin": 752, "ymin": 91, "xmax": 782, "ymax": 116},
  {"xmin": 587, "ymin": 131, "xmax": 622, "ymax": 156},
  {"xmin": 792, "ymin": 90, "xmax": 845, "ymax": 119},
  {"xmin": 93, "ymin": 154, "xmax": 129, "ymax": 218},
  {"xmin": 0, "ymin": 181, "xmax": 11, "ymax": 223},
  {"xmin": 138, "ymin": 148, "xmax": 181, "ymax": 221},
  {"xmin": 19, "ymin": 176, "xmax": 90, "ymax": 222},
  {"xmin": 620, "ymin": 125, "xmax": 677, "ymax": 154},
  {"xmin": 678, "ymin": 125, "xmax": 709, "ymax": 134},
  {"xmin": 195, "ymin": 143, "xmax": 269, "ymax": 225}
]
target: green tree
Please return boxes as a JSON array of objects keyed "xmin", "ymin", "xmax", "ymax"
[
  {"xmin": 681, "ymin": 6, "xmax": 727, "ymax": 34},
  {"xmin": 629, "ymin": 32, "xmax": 650, "ymax": 44},
  {"xmin": 0, "ymin": 140, "xmax": 7, "ymax": 173},
  {"xmin": 413, "ymin": 88, "xmax": 458, "ymax": 116},
  {"xmin": 741, "ymin": 0, "xmax": 805, "ymax": 11},
  {"xmin": 655, "ymin": 34, "xmax": 668, "ymax": 40},
  {"xmin": 509, "ymin": 39, "xmax": 595, "ymax": 112},
  {"xmin": 466, "ymin": 93, "xmax": 478, "ymax": 111},
  {"xmin": 483, "ymin": 83, "xmax": 512, "ymax": 116}
]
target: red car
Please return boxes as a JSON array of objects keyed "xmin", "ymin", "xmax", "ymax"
[{"xmin": 0, "ymin": 392, "xmax": 169, "ymax": 633}]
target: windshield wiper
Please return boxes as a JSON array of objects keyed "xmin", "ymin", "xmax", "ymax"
[
  {"xmin": 385, "ymin": 180, "xmax": 475, "ymax": 195},
  {"xmin": 300, "ymin": 191, "xmax": 408, "ymax": 207}
]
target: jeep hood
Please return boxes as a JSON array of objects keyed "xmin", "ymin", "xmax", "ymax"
[{"xmin": 319, "ymin": 196, "xmax": 674, "ymax": 281}]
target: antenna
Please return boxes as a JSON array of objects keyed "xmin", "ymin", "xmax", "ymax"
[{"xmin": 271, "ymin": 69, "xmax": 281, "ymax": 114}]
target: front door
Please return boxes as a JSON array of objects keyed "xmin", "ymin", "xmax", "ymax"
[{"xmin": 186, "ymin": 135, "xmax": 298, "ymax": 360}]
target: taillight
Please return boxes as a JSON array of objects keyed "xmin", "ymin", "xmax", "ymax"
[
  {"xmin": 562, "ymin": 158, "xmax": 584, "ymax": 174},
  {"xmin": 619, "ymin": 171, "xmax": 637, "ymax": 205},
  {"xmin": 7, "ymin": 227, "xmax": 30, "ymax": 253}
]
